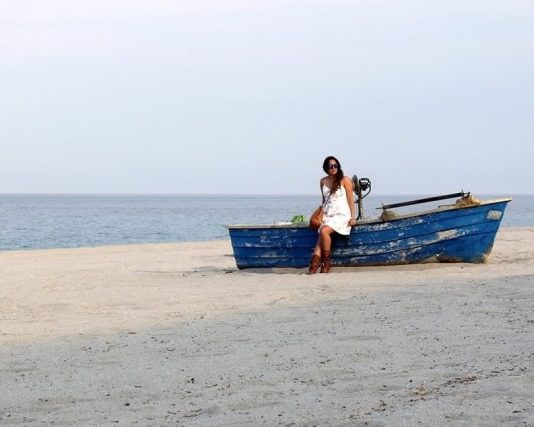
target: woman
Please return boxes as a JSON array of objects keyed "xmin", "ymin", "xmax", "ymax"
[{"xmin": 309, "ymin": 156, "xmax": 356, "ymax": 274}]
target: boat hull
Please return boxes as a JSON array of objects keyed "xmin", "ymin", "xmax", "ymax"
[{"xmin": 227, "ymin": 199, "xmax": 510, "ymax": 269}]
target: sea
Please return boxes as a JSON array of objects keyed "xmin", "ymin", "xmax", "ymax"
[{"xmin": 0, "ymin": 194, "xmax": 532, "ymax": 251}]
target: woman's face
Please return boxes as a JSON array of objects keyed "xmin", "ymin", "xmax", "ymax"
[{"xmin": 326, "ymin": 159, "xmax": 339, "ymax": 175}]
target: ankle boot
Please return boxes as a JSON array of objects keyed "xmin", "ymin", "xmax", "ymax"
[
  {"xmin": 308, "ymin": 254, "xmax": 321, "ymax": 274},
  {"xmin": 320, "ymin": 251, "xmax": 331, "ymax": 273}
]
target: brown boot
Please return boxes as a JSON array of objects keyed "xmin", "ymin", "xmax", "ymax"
[
  {"xmin": 308, "ymin": 254, "xmax": 321, "ymax": 274},
  {"xmin": 320, "ymin": 251, "xmax": 331, "ymax": 273}
]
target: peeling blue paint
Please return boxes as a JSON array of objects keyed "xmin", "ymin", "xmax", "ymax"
[{"xmin": 228, "ymin": 199, "xmax": 511, "ymax": 269}]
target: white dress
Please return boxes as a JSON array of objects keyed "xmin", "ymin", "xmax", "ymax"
[{"xmin": 320, "ymin": 184, "xmax": 351, "ymax": 235}]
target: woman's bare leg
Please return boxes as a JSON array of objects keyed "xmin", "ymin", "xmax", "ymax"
[
  {"xmin": 319, "ymin": 226, "xmax": 334, "ymax": 253},
  {"xmin": 319, "ymin": 226, "xmax": 334, "ymax": 273},
  {"xmin": 312, "ymin": 241, "xmax": 321, "ymax": 257},
  {"xmin": 309, "ymin": 226, "xmax": 334, "ymax": 274},
  {"xmin": 308, "ymin": 241, "xmax": 322, "ymax": 274}
]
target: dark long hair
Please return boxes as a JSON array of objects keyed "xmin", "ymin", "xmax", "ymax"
[{"xmin": 322, "ymin": 155, "xmax": 344, "ymax": 194}]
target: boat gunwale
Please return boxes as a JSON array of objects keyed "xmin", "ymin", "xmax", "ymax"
[{"xmin": 226, "ymin": 197, "xmax": 512, "ymax": 229}]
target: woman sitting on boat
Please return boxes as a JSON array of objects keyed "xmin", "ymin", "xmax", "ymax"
[{"xmin": 309, "ymin": 156, "xmax": 356, "ymax": 274}]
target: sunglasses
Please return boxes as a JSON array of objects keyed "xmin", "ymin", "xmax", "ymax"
[{"xmin": 327, "ymin": 164, "xmax": 339, "ymax": 170}]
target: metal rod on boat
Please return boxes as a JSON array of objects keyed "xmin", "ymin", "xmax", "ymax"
[{"xmin": 379, "ymin": 191, "xmax": 468, "ymax": 210}]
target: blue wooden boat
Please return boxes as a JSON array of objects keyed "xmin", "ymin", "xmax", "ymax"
[{"xmin": 227, "ymin": 192, "xmax": 511, "ymax": 269}]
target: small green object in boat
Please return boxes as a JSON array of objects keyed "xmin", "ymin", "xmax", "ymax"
[{"xmin": 290, "ymin": 215, "xmax": 306, "ymax": 223}]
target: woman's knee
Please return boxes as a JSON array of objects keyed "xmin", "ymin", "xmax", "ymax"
[{"xmin": 320, "ymin": 226, "xmax": 333, "ymax": 237}]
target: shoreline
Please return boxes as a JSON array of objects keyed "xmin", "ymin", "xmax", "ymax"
[{"xmin": 1, "ymin": 227, "xmax": 533, "ymax": 425}]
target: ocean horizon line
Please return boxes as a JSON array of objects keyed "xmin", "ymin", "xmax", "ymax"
[{"xmin": 0, "ymin": 192, "xmax": 529, "ymax": 197}]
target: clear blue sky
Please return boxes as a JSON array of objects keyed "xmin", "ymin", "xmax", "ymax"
[{"xmin": 1, "ymin": 0, "xmax": 533, "ymax": 195}]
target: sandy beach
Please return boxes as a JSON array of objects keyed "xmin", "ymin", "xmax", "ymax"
[{"xmin": 1, "ymin": 227, "xmax": 533, "ymax": 426}]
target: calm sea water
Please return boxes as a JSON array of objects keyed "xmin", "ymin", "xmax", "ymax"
[{"xmin": 0, "ymin": 194, "xmax": 532, "ymax": 251}]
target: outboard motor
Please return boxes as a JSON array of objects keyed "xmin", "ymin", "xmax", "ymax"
[{"xmin": 352, "ymin": 175, "xmax": 371, "ymax": 220}]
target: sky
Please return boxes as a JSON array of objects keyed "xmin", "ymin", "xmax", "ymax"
[{"xmin": 1, "ymin": 0, "xmax": 533, "ymax": 195}]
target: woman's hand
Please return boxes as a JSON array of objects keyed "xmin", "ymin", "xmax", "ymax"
[{"xmin": 348, "ymin": 218, "xmax": 356, "ymax": 226}]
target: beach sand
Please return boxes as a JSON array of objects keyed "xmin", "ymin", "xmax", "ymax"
[{"xmin": 1, "ymin": 228, "xmax": 533, "ymax": 425}]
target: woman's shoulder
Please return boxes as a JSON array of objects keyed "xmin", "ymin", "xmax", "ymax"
[{"xmin": 342, "ymin": 176, "xmax": 354, "ymax": 189}]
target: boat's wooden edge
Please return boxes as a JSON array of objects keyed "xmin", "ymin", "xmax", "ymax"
[{"xmin": 226, "ymin": 197, "xmax": 512, "ymax": 229}]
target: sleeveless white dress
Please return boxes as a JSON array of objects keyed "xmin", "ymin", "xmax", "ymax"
[{"xmin": 320, "ymin": 184, "xmax": 351, "ymax": 235}]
